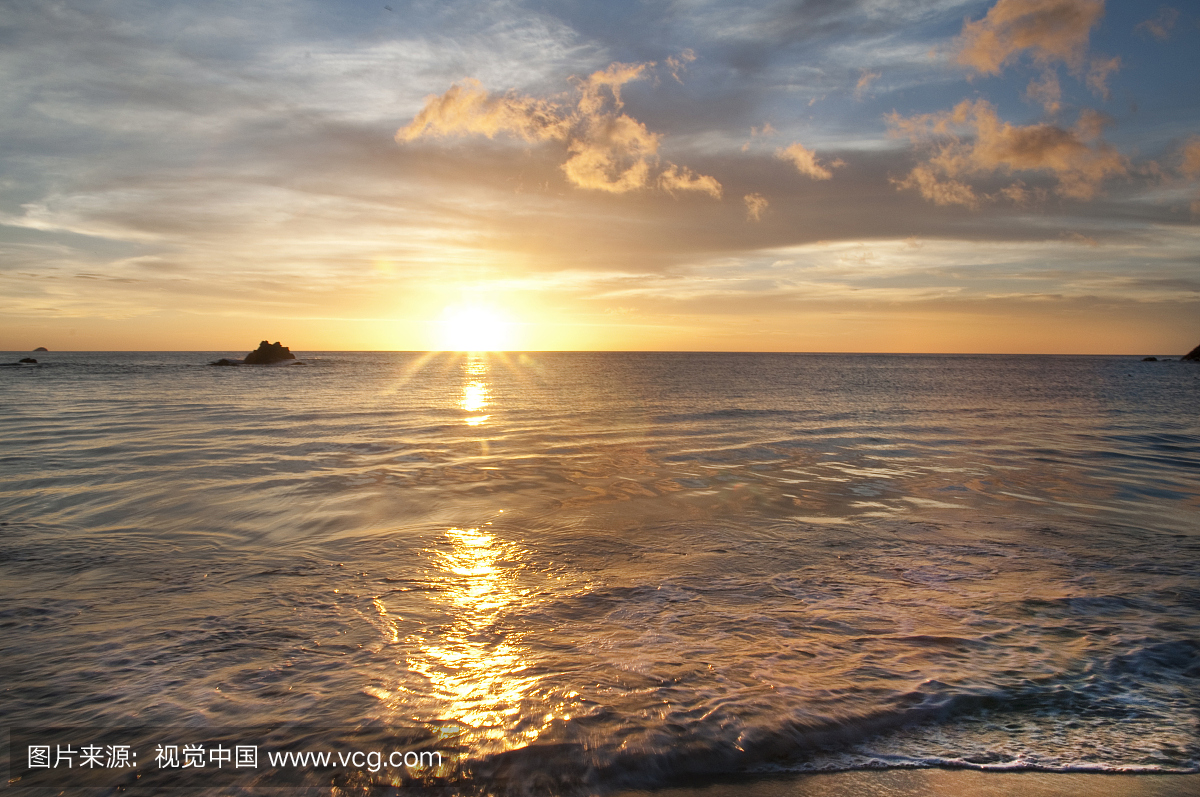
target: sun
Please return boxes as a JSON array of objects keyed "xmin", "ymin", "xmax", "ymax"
[{"xmin": 438, "ymin": 302, "xmax": 517, "ymax": 351}]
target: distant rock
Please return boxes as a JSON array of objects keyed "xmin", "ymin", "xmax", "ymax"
[
  {"xmin": 1183, "ymin": 344, "xmax": 1200, "ymax": 363},
  {"xmin": 243, "ymin": 340, "xmax": 297, "ymax": 365},
  {"xmin": 210, "ymin": 341, "xmax": 299, "ymax": 366},
  {"xmin": 33, "ymin": 347, "xmax": 48, "ymax": 351},
  {"xmin": 1142, "ymin": 356, "xmax": 1158, "ymax": 361},
  {"xmin": 19, "ymin": 358, "xmax": 37, "ymax": 364}
]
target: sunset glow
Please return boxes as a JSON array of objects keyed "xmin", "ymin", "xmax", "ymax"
[
  {"xmin": 1, "ymin": 0, "xmax": 1197, "ymax": 354},
  {"xmin": 439, "ymin": 303, "xmax": 517, "ymax": 352}
]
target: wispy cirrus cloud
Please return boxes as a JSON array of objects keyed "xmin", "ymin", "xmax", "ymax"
[{"xmin": 397, "ymin": 60, "xmax": 721, "ymax": 197}]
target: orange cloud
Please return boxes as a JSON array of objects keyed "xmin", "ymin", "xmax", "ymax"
[
  {"xmin": 564, "ymin": 113, "xmax": 659, "ymax": 193},
  {"xmin": 889, "ymin": 98, "xmax": 1127, "ymax": 205},
  {"xmin": 397, "ymin": 78, "xmax": 568, "ymax": 143},
  {"xmin": 659, "ymin": 164, "xmax": 722, "ymax": 198},
  {"xmin": 1181, "ymin": 136, "xmax": 1200, "ymax": 178},
  {"xmin": 956, "ymin": 0, "xmax": 1105, "ymax": 74},
  {"xmin": 398, "ymin": 63, "xmax": 721, "ymax": 198},
  {"xmin": 854, "ymin": 70, "xmax": 881, "ymax": 100},
  {"xmin": 744, "ymin": 193, "xmax": 769, "ymax": 221},
  {"xmin": 665, "ymin": 49, "xmax": 696, "ymax": 84},
  {"xmin": 999, "ymin": 180, "xmax": 1048, "ymax": 205},
  {"xmin": 776, "ymin": 141, "xmax": 844, "ymax": 180},
  {"xmin": 893, "ymin": 165, "xmax": 980, "ymax": 209},
  {"xmin": 573, "ymin": 61, "xmax": 652, "ymax": 115}
]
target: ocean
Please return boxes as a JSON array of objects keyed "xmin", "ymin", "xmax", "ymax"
[{"xmin": 2, "ymin": 351, "xmax": 1198, "ymax": 793}]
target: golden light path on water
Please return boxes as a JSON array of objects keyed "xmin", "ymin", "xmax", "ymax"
[
  {"xmin": 369, "ymin": 352, "xmax": 570, "ymax": 755},
  {"xmin": 409, "ymin": 526, "xmax": 547, "ymax": 746},
  {"xmin": 460, "ymin": 354, "xmax": 490, "ymax": 426}
]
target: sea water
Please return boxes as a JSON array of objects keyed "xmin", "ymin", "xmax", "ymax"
[{"xmin": 1, "ymin": 352, "xmax": 1197, "ymax": 792}]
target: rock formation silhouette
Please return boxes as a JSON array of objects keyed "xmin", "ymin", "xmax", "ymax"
[{"xmin": 243, "ymin": 341, "xmax": 296, "ymax": 364}]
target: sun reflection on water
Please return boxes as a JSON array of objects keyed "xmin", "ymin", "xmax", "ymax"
[
  {"xmin": 460, "ymin": 355, "xmax": 490, "ymax": 426},
  {"xmin": 371, "ymin": 523, "xmax": 566, "ymax": 753}
]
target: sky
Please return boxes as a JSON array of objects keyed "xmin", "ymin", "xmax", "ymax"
[{"xmin": 1, "ymin": 0, "xmax": 1198, "ymax": 353}]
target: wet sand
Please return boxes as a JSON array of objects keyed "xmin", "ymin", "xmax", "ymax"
[{"xmin": 616, "ymin": 770, "xmax": 1200, "ymax": 797}]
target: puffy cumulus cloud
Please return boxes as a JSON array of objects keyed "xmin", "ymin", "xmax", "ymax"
[
  {"xmin": 888, "ymin": 99, "xmax": 1127, "ymax": 206},
  {"xmin": 956, "ymin": 0, "xmax": 1105, "ymax": 74},
  {"xmin": 398, "ymin": 62, "xmax": 721, "ymax": 198},
  {"xmin": 565, "ymin": 110, "xmax": 661, "ymax": 193},
  {"xmin": 744, "ymin": 193, "xmax": 769, "ymax": 221},
  {"xmin": 776, "ymin": 142, "xmax": 844, "ymax": 180}
]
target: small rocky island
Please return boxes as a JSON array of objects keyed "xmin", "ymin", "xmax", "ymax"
[
  {"xmin": 1183, "ymin": 343, "xmax": 1200, "ymax": 362},
  {"xmin": 210, "ymin": 341, "xmax": 299, "ymax": 366}
]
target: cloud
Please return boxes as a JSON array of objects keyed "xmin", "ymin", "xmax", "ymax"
[
  {"xmin": 1136, "ymin": 7, "xmax": 1179, "ymax": 40},
  {"xmin": 955, "ymin": 0, "xmax": 1120, "ymax": 97},
  {"xmin": 893, "ymin": 165, "xmax": 980, "ymax": 208},
  {"xmin": 744, "ymin": 193, "xmax": 769, "ymax": 221},
  {"xmin": 1086, "ymin": 55, "xmax": 1120, "ymax": 98},
  {"xmin": 659, "ymin": 164, "xmax": 722, "ymax": 198},
  {"xmin": 776, "ymin": 142, "xmax": 844, "ymax": 180},
  {"xmin": 397, "ymin": 79, "xmax": 569, "ymax": 143},
  {"xmin": 956, "ymin": 0, "xmax": 1105, "ymax": 75},
  {"xmin": 742, "ymin": 123, "xmax": 776, "ymax": 152},
  {"xmin": 1182, "ymin": 136, "xmax": 1200, "ymax": 178},
  {"xmin": 854, "ymin": 70, "xmax": 881, "ymax": 100},
  {"xmin": 998, "ymin": 180, "xmax": 1048, "ymax": 205},
  {"xmin": 1182, "ymin": 136, "xmax": 1200, "ymax": 216},
  {"xmin": 665, "ymin": 49, "xmax": 696, "ymax": 84},
  {"xmin": 573, "ymin": 61, "xmax": 653, "ymax": 115},
  {"xmin": 398, "ymin": 62, "xmax": 721, "ymax": 198},
  {"xmin": 564, "ymin": 109, "xmax": 661, "ymax": 193},
  {"xmin": 1026, "ymin": 71, "xmax": 1061, "ymax": 113},
  {"xmin": 888, "ymin": 99, "xmax": 1127, "ymax": 205}
]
